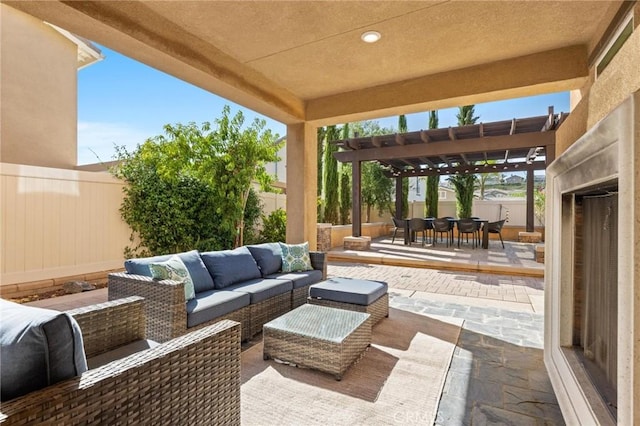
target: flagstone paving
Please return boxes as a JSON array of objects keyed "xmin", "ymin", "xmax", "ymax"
[{"xmin": 390, "ymin": 294, "xmax": 562, "ymax": 425}]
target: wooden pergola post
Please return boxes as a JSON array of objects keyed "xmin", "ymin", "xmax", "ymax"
[
  {"xmin": 351, "ymin": 160, "xmax": 362, "ymax": 237},
  {"xmin": 526, "ymin": 169, "xmax": 534, "ymax": 232}
]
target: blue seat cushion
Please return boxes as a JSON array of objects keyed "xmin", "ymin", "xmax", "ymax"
[
  {"xmin": 226, "ymin": 279, "xmax": 293, "ymax": 304},
  {"xmin": 186, "ymin": 290, "xmax": 250, "ymax": 328},
  {"xmin": 247, "ymin": 243, "xmax": 282, "ymax": 277},
  {"xmin": 267, "ymin": 269, "xmax": 323, "ymax": 289},
  {"xmin": 124, "ymin": 250, "xmax": 215, "ymax": 293},
  {"xmin": 201, "ymin": 247, "xmax": 262, "ymax": 289},
  {"xmin": 0, "ymin": 300, "xmax": 88, "ymax": 402},
  {"xmin": 309, "ymin": 277, "xmax": 388, "ymax": 306}
]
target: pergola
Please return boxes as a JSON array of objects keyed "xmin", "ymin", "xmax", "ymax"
[{"xmin": 332, "ymin": 109, "xmax": 567, "ymax": 237}]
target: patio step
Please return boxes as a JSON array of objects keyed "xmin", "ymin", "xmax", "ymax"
[{"xmin": 327, "ymin": 250, "xmax": 544, "ymax": 278}]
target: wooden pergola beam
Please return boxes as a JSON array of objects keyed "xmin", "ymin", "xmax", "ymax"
[
  {"xmin": 448, "ymin": 127, "xmax": 457, "ymax": 140},
  {"xmin": 334, "ymin": 131, "xmax": 555, "ymax": 162},
  {"xmin": 384, "ymin": 160, "xmax": 546, "ymax": 178}
]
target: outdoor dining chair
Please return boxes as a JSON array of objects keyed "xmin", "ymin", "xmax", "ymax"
[
  {"xmin": 487, "ymin": 219, "xmax": 507, "ymax": 248},
  {"xmin": 432, "ymin": 218, "xmax": 451, "ymax": 247},
  {"xmin": 470, "ymin": 217, "xmax": 482, "ymax": 246},
  {"xmin": 391, "ymin": 217, "xmax": 406, "ymax": 244},
  {"xmin": 457, "ymin": 218, "xmax": 479, "ymax": 248},
  {"xmin": 409, "ymin": 218, "xmax": 428, "ymax": 246},
  {"xmin": 442, "ymin": 216, "xmax": 456, "ymax": 245}
]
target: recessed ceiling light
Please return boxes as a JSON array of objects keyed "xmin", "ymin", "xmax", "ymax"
[{"xmin": 361, "ymin": 31, "xmax": 381, "ymax": 43}]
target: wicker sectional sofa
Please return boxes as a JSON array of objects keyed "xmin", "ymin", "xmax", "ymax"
[{"xmin": 108, "ymin": 243, "xmax": 326, "ymax": 343}]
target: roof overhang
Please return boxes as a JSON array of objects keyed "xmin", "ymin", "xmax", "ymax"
[
  {"xmin": 46, "ymin": 23, "xmax": 104, "ymax": 70},
  {"xmin": 3, "ymin": 1, "xmax": 622, "ymax": 125}
]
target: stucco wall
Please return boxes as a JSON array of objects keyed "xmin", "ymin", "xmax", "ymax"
[
  {"xmin": 0, "ymin": 5, "xmax": 77, "ymax": 168},
  {"xmin": 556, "ymin": 13, "xmax": 640, "ymax": 156}
]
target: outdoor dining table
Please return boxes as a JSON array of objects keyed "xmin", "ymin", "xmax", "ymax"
[{"xmin": 403, "ymin": 217, "xmax": 490, "ymax": 249}]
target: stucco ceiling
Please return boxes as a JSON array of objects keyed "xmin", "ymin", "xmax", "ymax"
[{"xmin": 4, "ymin": 1, "xmax": 622, "ymax": 124}]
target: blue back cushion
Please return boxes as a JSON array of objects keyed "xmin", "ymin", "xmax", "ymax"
[
  {"xmin": 201, "ymin": 246, "xmax": 262, "ymax": 289},
  {"xmin": 247, "ymin": 243, "xmax": 282, "ymax": 277},
  {"xmin": 0, "ymin": 300, "xmax": 88, "ymax": 401},
  {"xmin": 124, "ymin": 250, "xmax": 214, "ymax": 293}
]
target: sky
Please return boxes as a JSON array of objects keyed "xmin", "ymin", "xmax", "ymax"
[{"xmin": 77, "ymin": 46, "xmax": 570, "ymax": 165}]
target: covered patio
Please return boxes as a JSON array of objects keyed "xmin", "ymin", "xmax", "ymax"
[{"xmin": 3, "ymin": 1, "xmax": 640, "ymax": 425}]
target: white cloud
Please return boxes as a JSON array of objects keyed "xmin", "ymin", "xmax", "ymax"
[{"xmin": 77, "ymin": 121, "xmax": 152, "ymax": 165}]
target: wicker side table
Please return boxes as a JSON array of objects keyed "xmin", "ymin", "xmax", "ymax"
[{"xmin": 263, "ymin": 304, "xmax": 371, "ymax": 380}]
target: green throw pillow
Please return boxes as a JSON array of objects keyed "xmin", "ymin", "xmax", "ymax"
[
  {"xmin": 149, "ymin": 255, "xmax": 196, "ymax": 301},
  {"xmin": 279, "ymin": 242, "xmax": 313, "ymax": 273}
]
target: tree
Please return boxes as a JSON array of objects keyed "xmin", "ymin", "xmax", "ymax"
[
  {"xmin": 114, "ymin": 105, "xmax": 282, "ymax": 251},
  {"xmin": 425, "ymin": 179, "xmax": 439, "ymax": 217},
  {"xmin": 338, "ymin": 124, "xmax": 351, "ymax": 225},
  {"xmin": 449, "ymin": 174, "xmax": 477, "ymax": 218},
  {"xmin": 398, "ymin": 115, "xmax": 409, "ymax": 217},
  {"xmin": 349, "ymin": 120, "xmax": 395, "ymax": 137},
  {"xmin": 456, "ymin": 105, "xmax": 479, "ymax": 125},
  {"xmin": 316, "ymin": 127, "xmax": 327, "ymax": 222},
  {"xmin": 322, "ymin": 125, "xmax": 341, "ymax": 224},
  {"xmin": 242, "ymin": 187, "xmax": 263, "ymax": 245},
  {"xmin": 349, "ymin": 121, "xmax": 396, "ymax": 220},
  {"xmin": 534, "ymin": 186, "xmax": 545, "ymax": 226},
  {"xmin": 339, "ymin": 167, "xmax": 351, "ymax": 224},
  {"xmin": 449, "ymin": 105, "xmax": 479, "ymax": 218},
  {"xmin": 425, "ymin": 111, "xmax": 440, "ymax": 217},
  {"xmin": 316, "ymin": 127, "xmax": 326, "ymax": 197},
  {"xmin": 362, "ymin": 161, "xmax": 393, "ymax": 222}
]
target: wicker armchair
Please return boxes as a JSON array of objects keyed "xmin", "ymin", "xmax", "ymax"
[{"xmin": 0, "ymin": 297, "xmax": 241, "ymax": 425}]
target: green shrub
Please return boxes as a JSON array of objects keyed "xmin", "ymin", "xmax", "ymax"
[
  {"xmin": 112, "ymin": 106, "xmax": 280, "ymax": 256},
  {"xmin": 243, "ymin": 188, "xmax": 264, "ymax": 245},
  {"xmin": 259, "ymin": 209, "xmax": 287, "ymax": 243}
]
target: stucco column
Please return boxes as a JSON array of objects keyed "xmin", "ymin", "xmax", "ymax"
[{"xmin": 286, "ymin": 122, "xmax": 317, "ymax": 249}]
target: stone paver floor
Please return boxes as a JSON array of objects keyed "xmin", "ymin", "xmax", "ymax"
[{"xmin": 331, "ymin": 262, "xmax": 563, "ymax": 425}]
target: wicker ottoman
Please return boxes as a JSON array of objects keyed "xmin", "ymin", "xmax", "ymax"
[
  {"xmin": 263, "ymin": 304, "xmax": 371, "ymax": 380},
  {"xmin": 308, "ymin": 277, "xmax": 389, "ymax": 325}
]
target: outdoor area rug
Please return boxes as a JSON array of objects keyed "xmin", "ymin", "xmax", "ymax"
[{"xmin": 240, "ymin": 303, "xmax": 463, "ymax": 425}]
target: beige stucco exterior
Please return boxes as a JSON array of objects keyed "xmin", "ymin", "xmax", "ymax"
[{"xmin": 1, "ymin": 5, "xmax": 78, "ymax": 168}]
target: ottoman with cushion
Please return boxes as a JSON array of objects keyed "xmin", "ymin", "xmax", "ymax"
[{"xmin": 308, "ymin": 277, "xmax": 389, "ymax": 325}]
